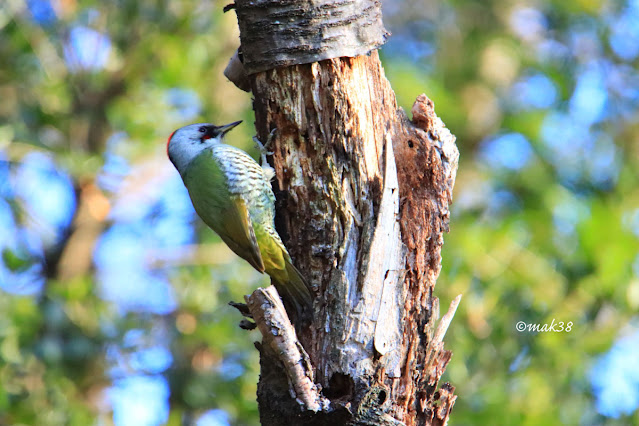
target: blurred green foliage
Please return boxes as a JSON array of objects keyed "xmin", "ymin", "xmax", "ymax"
[
  {"xmin": 1, "ymin": 0, "xmax": 261, "ymax": 424},
  {"xmin": 1, "ymin": 0, "xmax": 638, "ymax": 424}
]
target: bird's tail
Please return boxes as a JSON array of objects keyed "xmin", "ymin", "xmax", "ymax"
[{"xmin": 274, "ymin": 257, "xmax": 313, "ymax": 318}]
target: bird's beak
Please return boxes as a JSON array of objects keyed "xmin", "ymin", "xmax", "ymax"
[{"xmin": 216, "ymin": 120, "xmax": 242, "ymax": 136}]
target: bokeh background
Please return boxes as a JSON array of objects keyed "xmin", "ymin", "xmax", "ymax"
[{"xmin": 1, "ymin": 0, "xmax": 638, "ymax": 424}]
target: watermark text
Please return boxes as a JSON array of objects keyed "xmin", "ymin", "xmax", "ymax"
[{"xmin": 516, "ymin": 319, "xmax": 573, "ymax": 333}]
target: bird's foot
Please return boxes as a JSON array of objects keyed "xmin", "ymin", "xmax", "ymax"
[
  {"xmin": 253, "ymin": 129, "xmax": 277, "ymax": 180},
  {"xmin": 253, "ymin": 128, "xmax": 276, "ymax": 159}
]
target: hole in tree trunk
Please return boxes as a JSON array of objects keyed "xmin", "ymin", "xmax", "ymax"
[
  {"xmin": 324, "ymin": 372, "xmax": 354, "ymax": 399},
  {"xmin": 377, "ymin": 389, "xmax": 387, "ymax": 405}
]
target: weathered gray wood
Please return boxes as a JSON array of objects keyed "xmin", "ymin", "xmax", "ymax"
[{"xmin": 233, "ymin": 0, "xmax": 388, "ymax": 74}]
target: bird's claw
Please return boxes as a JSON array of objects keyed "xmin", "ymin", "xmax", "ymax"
[
  {"xmin": 253, "ymin": 128, "xmax": 277, "ymax": 157},
  {"xmin": 253, "ymin": 137, "xmax": 274, "ymax": 161},
  {"xmin": 264, "ymin": 128, "xmax": 277, "ymax": 152},
  {"xmin": 253, "ymin": 129, "xmax": 277, "ymax": 180}
]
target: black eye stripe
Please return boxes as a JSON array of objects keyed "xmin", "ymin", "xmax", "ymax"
[{"xmin": 198, "ymin": 126, "xmax": 207, "ymax": 133}]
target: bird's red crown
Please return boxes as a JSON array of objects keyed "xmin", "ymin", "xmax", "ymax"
[{"xmin": 167, "ymin": 130, "xmax": 176, "ymax": 157}]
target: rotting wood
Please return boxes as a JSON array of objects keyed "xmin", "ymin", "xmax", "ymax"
[{"xmin": 240, "ymin": 50, "xmax": 459, "ymax": 424}]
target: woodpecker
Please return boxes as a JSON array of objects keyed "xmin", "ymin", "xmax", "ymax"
[{"xmin": 167, "ymin": 121, "xmax": 312, "ymax": 312}]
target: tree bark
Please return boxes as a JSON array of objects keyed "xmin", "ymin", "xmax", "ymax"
[{"xmin": 230, "ymin": 1, "xmax": 459, "ymax": 425}]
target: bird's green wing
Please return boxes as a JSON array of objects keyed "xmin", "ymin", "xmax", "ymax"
[
  {"xmin": 217, "ymin": 196, "xmax": 265, "ymax": 273},
  {"xmin": 184, "ymin": 151, "xmax": 265, "ymax": 273}
]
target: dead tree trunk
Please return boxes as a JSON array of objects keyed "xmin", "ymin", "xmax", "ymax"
[{"xmin": 226, "ymin": 1, "xmax": 460, "ymax": 424}]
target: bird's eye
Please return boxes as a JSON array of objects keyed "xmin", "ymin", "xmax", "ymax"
[{"xmin": 198, "ymin": 126, "xmax": 207, "ymax": 133}]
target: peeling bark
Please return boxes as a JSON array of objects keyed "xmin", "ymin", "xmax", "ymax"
[{"xmin": 243, "ymin": 53, "xmax": 459, "ymax": 425}]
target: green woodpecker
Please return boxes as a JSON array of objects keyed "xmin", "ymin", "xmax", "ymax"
[{"xmin": 167, "ymin": 121, "xmax": 312, "ymax": 311}]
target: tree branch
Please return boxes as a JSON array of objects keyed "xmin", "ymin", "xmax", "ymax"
[{"xmin": 246, "ymin": 286, "xmax": 328, "ymax": 412}]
